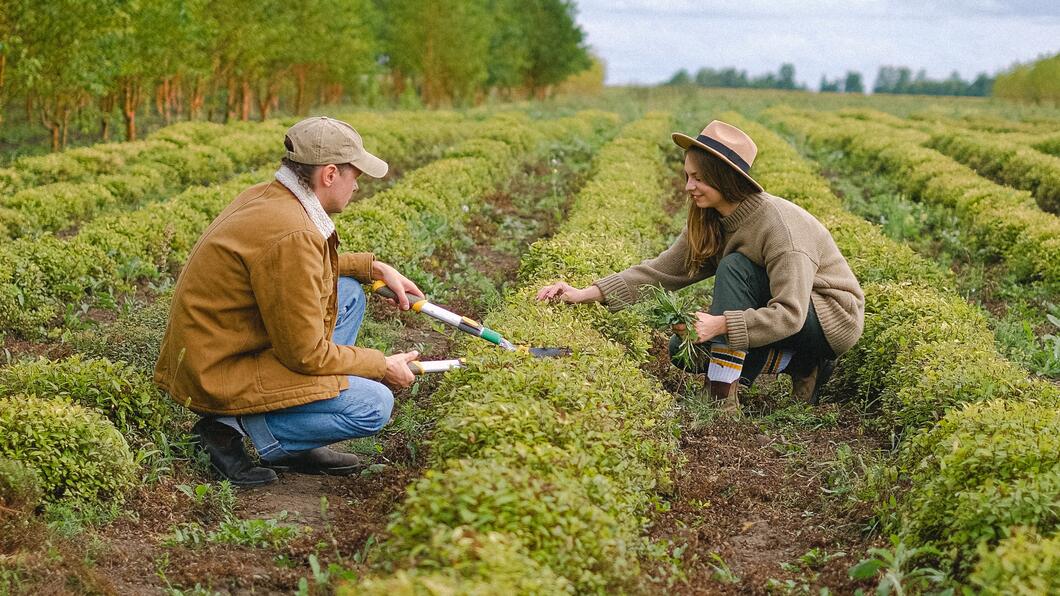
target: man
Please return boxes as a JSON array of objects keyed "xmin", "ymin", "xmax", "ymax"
[{"xmin": 155, "ymin": 116, "xmax": 422, "ymax": 486}]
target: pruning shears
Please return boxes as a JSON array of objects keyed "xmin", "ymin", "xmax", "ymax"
[{"xmin": 370, "ymin": 281, "xmax": 571, "ymax": 374}]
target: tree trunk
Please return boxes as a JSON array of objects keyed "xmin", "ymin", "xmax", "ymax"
[
  {"xmin": 122, "ymin": 79, "xmax": 140, "ymax": 141},
  {"xmin": 294, "ymin": 66, "xmax": 307, "ymax": 114},
  {"xmin": 60, "ymin": 108, "xmax": 71, "ymax": 149},
  {"xmin": 188, "ymin": 77, "xmax": 205, "ymax": 120},
  {"xmin": 99, "ymin": 94, "xmax": 115, "ymax": 141},
  {"xmin": 240, "ymin": 79, "xmax": 252, "ymax": 121},
  {"xmin": 224, "ymin": 76, "xmax": 238, "ymax": 123},
  {"xmin": 40, "ymin": 103, "xmax": 61, "ymax": 151}
]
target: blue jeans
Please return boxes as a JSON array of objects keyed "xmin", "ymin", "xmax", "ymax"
[{"xmin": 241, "ymin": 276, "xmax": 394, "ymax": 461}]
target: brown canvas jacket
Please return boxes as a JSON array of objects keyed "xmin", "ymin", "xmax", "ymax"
[{"xmin": 154, "ymin": 180, "xmax": 387, "ymax": 415}]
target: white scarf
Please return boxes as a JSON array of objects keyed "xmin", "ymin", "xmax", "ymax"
[{"xmin": 275, "ymin": 165, "xmax": 336, "ymax": 239}]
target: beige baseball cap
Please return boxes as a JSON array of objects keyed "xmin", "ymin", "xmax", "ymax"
[{"xmin": 284, "ymin": 116, "xmax": 388, "ymax": 178}]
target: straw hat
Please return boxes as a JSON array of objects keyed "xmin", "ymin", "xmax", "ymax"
[{"xmin": 672, "ymin": 120, "xmax": 763, "ymax": 192}]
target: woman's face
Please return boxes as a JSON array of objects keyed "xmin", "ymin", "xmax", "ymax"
[{"xmin": 684, "ymin": 153, "xmax": 728, "ymax": 210}]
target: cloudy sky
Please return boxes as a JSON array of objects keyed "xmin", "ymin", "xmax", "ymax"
[{"xmin": 575, "ymin": 0, "xmax": 1060, "ymax": 87}]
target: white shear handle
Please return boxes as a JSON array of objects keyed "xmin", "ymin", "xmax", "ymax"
[{"xmin": 407, "ymin": 359, "xmax": 465, "ymax": 375}]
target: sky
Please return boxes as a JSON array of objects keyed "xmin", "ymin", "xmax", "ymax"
[{"xmin": 575, "ymin": 0, "xmax": 1060, "ymax": 87}]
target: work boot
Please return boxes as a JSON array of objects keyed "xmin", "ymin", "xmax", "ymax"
[
  {"xmin": 191, "ymin": 417, "xmax": 277, "ymax": 487},
  {"xmin": 710, "ymin": 380, "xmax": 742, "ymax": 419},
  {"xmin": 265, "ymin": 447, "xmax": 367, "ymax": 476},
  {"xmin": 791, "ymin": 358, "xmax": 837, "ymax": 405}
]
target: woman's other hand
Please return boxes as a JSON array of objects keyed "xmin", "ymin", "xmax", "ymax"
[
  {"xmin": 535, "ymin": 282, "xmax": 602, "ymax": 304},
  {"xmin": 691, "ymin": 311, "xmax": 727, "ymax": 343}
]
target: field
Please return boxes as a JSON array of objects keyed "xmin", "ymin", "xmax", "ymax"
[{"xmin": 2, "ymin": 87, "xmax": 1060, "ymax": 595}]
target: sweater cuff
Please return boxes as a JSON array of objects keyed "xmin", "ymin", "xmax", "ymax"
[
  {"xmin": 593, "ymin": 273, "xmax": 636, "ymax": 311},
  {"xmin": 722, "ymin": 310, "xmax": 750, "ymax": 351}
]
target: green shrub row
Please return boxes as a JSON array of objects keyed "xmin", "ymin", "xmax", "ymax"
[
  {"xmin": 0, "ymin": 122, "xmax": 274, "ymax": 238},
  {"xmin": 744, "ymin": 111, "xmax": 1060, "ymax": 580},
  {"xmin": 925, "ymin": 129, "xmax": 1060, "ymax": 213},
  {"xmin": 0, "ymin": 355, "xmax": 176, "ymax": 444},
  {"xmin": 350, "ymin": 113, "xmax": 678, "ymax": 593},
  {"xmin": 766, "ymin": 106, "xmax": 1060, "ymax": 288},
  {"xmin": 0, "ymin": 395, "xmax": 135, "ymax": 507},
  {"xmin": 0, "ymin": 111, "xmax": 528, "ymax": 338},
  {"xmin": 0, "ymin": 112, "xmax": 476, "ymax": 241}
]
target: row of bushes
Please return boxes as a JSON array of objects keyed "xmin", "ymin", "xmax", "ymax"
[
  {"xmin": 350, "ymin": 114, "xmax": 679, "ymax": 593},
  {"xmin": 766, "ymin": 106, "xmax": 1060, "ymax": 290},
  {"xmin": 0, "ymin": 119, "xmax": 287, "ymax": 239},
  {"xmin": 0, "ymin": 111, "xmax": 510, "ymax": 338},
  {"xmin": 0, "ymin": 109, "xmax": 618, "ymax": 514},
  {"xmin": 926, "ymin": 129, "xmax": 1060, "ymax": 214},
  {"xmin": 0, "ymin": 111, "xmax": 478, "ymax": 240},
  {"xmin": 744, "ymin": 112, "xmax": 1060, "ymax": 584}
]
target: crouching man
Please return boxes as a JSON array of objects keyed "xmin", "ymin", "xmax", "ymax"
[{"xmin": 154, "ymin": 117, "xmax": 422, "ymax": 486}]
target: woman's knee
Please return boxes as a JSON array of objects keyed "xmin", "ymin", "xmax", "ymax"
[{"xmin": 716, "ymin": 252, "xmax": 754, "ymax": 280}]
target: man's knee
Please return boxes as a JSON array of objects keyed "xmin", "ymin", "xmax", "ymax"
[
  {"xmin": 341, "ymin": 380, "xmax": 393, "ymax": 434},
  {"xmin": 338, "ymin": 275, "xmax": 365, "ymax": 304}
]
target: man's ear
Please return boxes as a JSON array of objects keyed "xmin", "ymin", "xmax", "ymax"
[{"xmin": 319, "ymin": 164, "xmax": 338, "ymax": 187}]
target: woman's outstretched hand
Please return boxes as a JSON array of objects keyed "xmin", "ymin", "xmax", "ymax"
[{"xmin": 535, "ymin": 282, "xmax": 602, "ymax": 304}]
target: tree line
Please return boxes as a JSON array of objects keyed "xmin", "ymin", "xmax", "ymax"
[
  {"xmin": 666, "ymin": 63, "xmax": 994, "ymax": 97},
  {"xmin": 993, "ymin": 52, "xmax": 1060, "ymax": 105},
  {"xmin": 0, "ymin": 0, "xmax": 592, "ymax": 150}
]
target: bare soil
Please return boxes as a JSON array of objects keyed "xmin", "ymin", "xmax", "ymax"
[{"xmin": 640, "ymin": 337, "xmax": 887, "ymax": 594}]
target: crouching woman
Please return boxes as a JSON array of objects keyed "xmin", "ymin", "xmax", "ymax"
[{"xmin": 536, "ymin": 121, "xmax": 864, "ymax": 415}]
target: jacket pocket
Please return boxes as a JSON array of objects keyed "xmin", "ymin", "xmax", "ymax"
[{"xmin": 254, "ymin": 349, "xmax": 317, "ymax": 394}]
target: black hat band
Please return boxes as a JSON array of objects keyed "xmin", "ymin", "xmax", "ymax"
[{"xmin": 695, "ymin": 134, "xmax": 751, "ymax": 174}]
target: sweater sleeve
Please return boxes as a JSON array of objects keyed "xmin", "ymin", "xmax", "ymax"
[
  {"xmin": 723, "ymin": 250, "xmax": 815, "ymax": 350},
  {"xmin": 250, "ymin": 232, "xmax": 387, "ymax": 379},
  {"xmin": 592, "ymin": 229, "xmax": 714, "ymax": 311}
]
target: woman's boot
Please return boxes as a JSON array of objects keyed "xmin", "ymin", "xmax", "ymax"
[{"xmin": 710, "ymin": 380, "xmax": 742, "ymax": 418}]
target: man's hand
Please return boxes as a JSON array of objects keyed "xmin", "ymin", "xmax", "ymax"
[
  {"xmin": 373, "ymin": 261, "xmax": 424, "ymax": 311},
  {"xmin": 383, "ymin": 350, "xmax": 419, "ymax": 389}
]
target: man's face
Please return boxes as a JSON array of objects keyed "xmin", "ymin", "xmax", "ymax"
[{"xmin": 316, "ymin": 164, "xmax": 363, "ymax": 214}]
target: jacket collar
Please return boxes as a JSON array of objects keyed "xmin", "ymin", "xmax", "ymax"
[
  {"xmin": 720, "ymin": 193, "xmax": 766, "ymax": 233},
  {"xmin": 274, "ymin": 165, "xmax": 336, "ymax": 239}
]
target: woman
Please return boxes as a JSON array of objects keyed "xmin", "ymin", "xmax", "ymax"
[{"xmin": 536, "ymin": 120, "xmax": 864, "ymax": 415}]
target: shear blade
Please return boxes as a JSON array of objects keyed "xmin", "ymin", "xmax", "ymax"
[{"xmin": 527, "ymin": 347, "xmax": 572, "ymax": 358}]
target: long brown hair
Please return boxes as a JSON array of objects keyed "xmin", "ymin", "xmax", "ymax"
[{"xmin": 684, "ymin": 147, "xmax": 761, "ymax": 275}]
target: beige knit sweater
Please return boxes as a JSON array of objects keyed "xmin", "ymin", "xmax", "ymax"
[{"xmin": 594, "ymin": 192, "xmax": 865, "ymax": 355}]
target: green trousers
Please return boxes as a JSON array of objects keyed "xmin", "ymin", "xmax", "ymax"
[{"xmin": 668, "ymin": 252, "xmax": 835, "ymax": 385}]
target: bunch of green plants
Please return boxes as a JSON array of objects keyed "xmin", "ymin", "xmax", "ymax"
[
  {"xmin": 970, "ymin": 528, "xmax": 1060, "ymax": 594},
  {"xmin": 0, "ymin": 395, "xmax": 135, "ymax": 507},
  {"xmin": 638, "ymin": 284, "xmax": 701, "ymax": 368},
  {"xmin": 738, "ymin": 112, "xmax": 1060, "ymax": 581},
  {"xmin": 351, "ymin": 113, "xmax": 678, "ymax": 592},
  {"xmin": 70, "ymin": 292, "xmax": 173, "ymax": 371}
]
